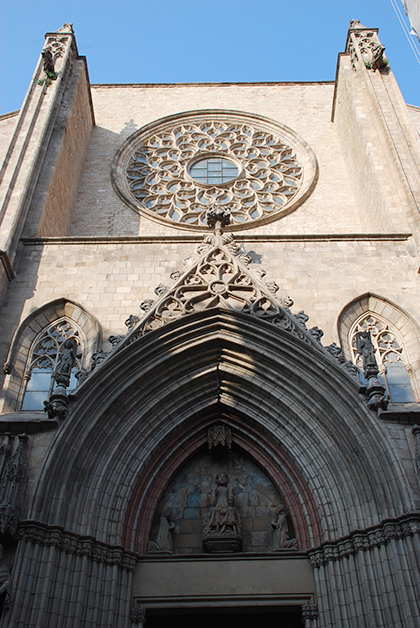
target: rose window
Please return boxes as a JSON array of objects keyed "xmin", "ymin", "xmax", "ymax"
[{"xmin": 112, "ymin": 111, "xmax": 317, "ymax": 230}]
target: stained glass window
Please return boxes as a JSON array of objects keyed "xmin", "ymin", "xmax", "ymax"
[{"xmin": 189, "ymin": 157, "xmax": 239, "ymax": 185}]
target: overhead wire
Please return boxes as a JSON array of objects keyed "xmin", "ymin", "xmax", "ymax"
[{"xmin": 389, "ymin": 0, "xmax": 420, "ymax": 66}]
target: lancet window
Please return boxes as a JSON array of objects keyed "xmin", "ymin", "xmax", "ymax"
[
  {"xmin": 21, "ymin": 319, "xmax": 83, "ymax": 411},
  {"xmin": 350, "ymin": 313, "xmax": 415, "ymax": 403}
]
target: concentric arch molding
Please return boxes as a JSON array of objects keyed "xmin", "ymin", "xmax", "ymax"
[{"xmin": 112, "ymin": 110, "xmax": 318, "ymax": 231}]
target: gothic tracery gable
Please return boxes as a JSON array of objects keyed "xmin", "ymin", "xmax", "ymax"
[{"xmin": 118, "ymin": 229, "xmax": 319, "ymax": 351}]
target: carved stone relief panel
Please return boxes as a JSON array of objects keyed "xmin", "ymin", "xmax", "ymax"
[{"xmin": 146, "ymin": 447, "xmax": 297, "ymax": 554}]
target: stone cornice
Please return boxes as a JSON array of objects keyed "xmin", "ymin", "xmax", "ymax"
[
  {"xmin": 20, "ymin": 233, "xmax": 412, "ymax": 246},
  {"xmin": 18, "ymin": 520, "xmax": 138, "ymax": 571},
  {"xmin": 308, "ymin": 513, "xmax": 420, "ymax": 568}
]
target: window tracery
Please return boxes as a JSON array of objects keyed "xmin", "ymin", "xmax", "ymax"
[
  {"xmin": 21, "ymin": 319, "xmax": 83, "ymax": 411},
  {"xmin": 350, "ymin": 313, "xmax": 415, "ymax": 403},
  {"xmin": 112, "ymin": 111, "xmax": 318, "ymax": 230}
]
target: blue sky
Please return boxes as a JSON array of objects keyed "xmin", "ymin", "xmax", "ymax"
[{"xmin": 1, "ymin": 0, "xmax": 419, "ymax": 114}]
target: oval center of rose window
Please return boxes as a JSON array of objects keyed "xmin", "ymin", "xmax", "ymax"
[{"xmin": 189, "ymin": 157, "xmax": 239, "ymax": 185}]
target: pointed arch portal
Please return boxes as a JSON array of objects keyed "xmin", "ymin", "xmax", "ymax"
[{"xmin": 19, "ymin": 308, "xmax": 418, "ymax": 625}]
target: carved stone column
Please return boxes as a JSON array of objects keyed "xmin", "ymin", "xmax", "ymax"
[{"xmin": 302, "ymin": 603, "xmax": 319, "ymax": 628}]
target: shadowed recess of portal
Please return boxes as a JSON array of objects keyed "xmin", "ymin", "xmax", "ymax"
[{"xmin": 146, "ymin": 607, "xmax": 302, "ymax": 628}]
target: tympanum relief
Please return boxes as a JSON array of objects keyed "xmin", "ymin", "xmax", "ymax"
[{"xmin": 146, "ymin": 447, "xmax": 298, "ymax": 554}]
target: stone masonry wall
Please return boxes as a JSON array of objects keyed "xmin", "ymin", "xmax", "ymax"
[
  {"xmin": 26, "ymin": 61, "xmax": 94, "ymax": 237},
  {"xmin": 0, "ymin": 233, "xmax": 418, "ymax": 404},
  {"xmin": 69, "ymin": 83, "xmax": 364, "ymax": 237}
]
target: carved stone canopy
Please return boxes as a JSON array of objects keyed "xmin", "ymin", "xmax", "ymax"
[{"xmin": 208, "ymin": 424, "xmax": 232, "ymax": 452}]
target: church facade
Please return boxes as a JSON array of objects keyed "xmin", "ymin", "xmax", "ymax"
[{"xmin": 0, "ymin": 20, "xmax": 420, "ymax": 627}]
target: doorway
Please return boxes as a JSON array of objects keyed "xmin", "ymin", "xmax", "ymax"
[{"xmin": 146, "ymin": 606, "xmax": 303, "ymax": 628}]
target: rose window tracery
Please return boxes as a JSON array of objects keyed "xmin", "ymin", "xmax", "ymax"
[{"xmin": 112, "ymin": 111, "xmax": 317, "ymax": 230}]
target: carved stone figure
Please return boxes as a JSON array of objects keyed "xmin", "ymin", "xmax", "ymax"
[
  {"xmin": 371, "ymin": 43, "xmax": 386, "ymax": 71},
  {"xmin": 309, "ymin": 326, "xmax": 324, "ymax": 344},
  {"xmin": 0, "ymin": 545, "xmax": 11, "ymax": 614},
  {"xmin": 147, "ymin": 509, "xmax": 175, "ymax": 553},
  {"xmin": 55, "ymin": 338, "xmax": 77, "ymax": 387},
  {"xmin": 206, "ymin": 206, "xmax": 231, "ymax": 229},
  {"xmin": 41, "ymin": 50, "xmax": 55, "ymax": 74},
  {"xmin": 203, "ymin": 473, "xmax": 242, "ymax": 552},
  {"xmin": 154, "ymin": 284, "xmax": 168, "ymax": 297},
  {"xmin": 356, "ymin": 331, "xmax": 378, "ymax": 378},
  {"xmin": 75, "ymin": 368, "xmax": 89, "ymax": 386},
  {"xmin": 271, "ymin": 505, "xmax": 298, "ymax": 550}
]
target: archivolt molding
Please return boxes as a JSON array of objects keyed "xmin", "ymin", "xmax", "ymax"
[
  {"xmin": 29, "ymin": 308, "xmax": 415, "ymax": 550},
  {"xmin": 112, "ymin": 110, "xmax": 318, "ymax": 231}
]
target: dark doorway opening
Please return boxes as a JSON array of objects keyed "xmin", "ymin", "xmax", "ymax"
[{"xmin": 146, "ymin": 606, "xmax": 302, "ymax": 628}]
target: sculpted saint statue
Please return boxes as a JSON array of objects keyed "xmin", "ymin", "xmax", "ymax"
[
  {"xmin": 147, "ymin": 508, "xmax": 175, "ymax": 553},
  {"xmin": 356, "ymin": 331, "xmax": 378, "ymax": 375},
  {"xmin": 203, "ymin": 472, "xmax": 241, "ymax": 535},
  {"xmin": 271, "ymin": 505, "xmax": 298, "ymax": 551}
]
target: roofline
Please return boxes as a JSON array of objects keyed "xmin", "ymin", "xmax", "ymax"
[{"xmin": 90, "ymin": 80, "xmax": 335, "ymax": 89}]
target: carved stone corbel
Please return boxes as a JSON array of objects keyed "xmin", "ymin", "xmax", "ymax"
[{"xmin": 130, "ymin": 607, "xmax": 146, "ymax": 627}]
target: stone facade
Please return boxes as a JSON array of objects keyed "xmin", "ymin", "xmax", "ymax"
[{"xmin": 0, "ymin": 20, "xmax": 420, "ymax": 628}]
